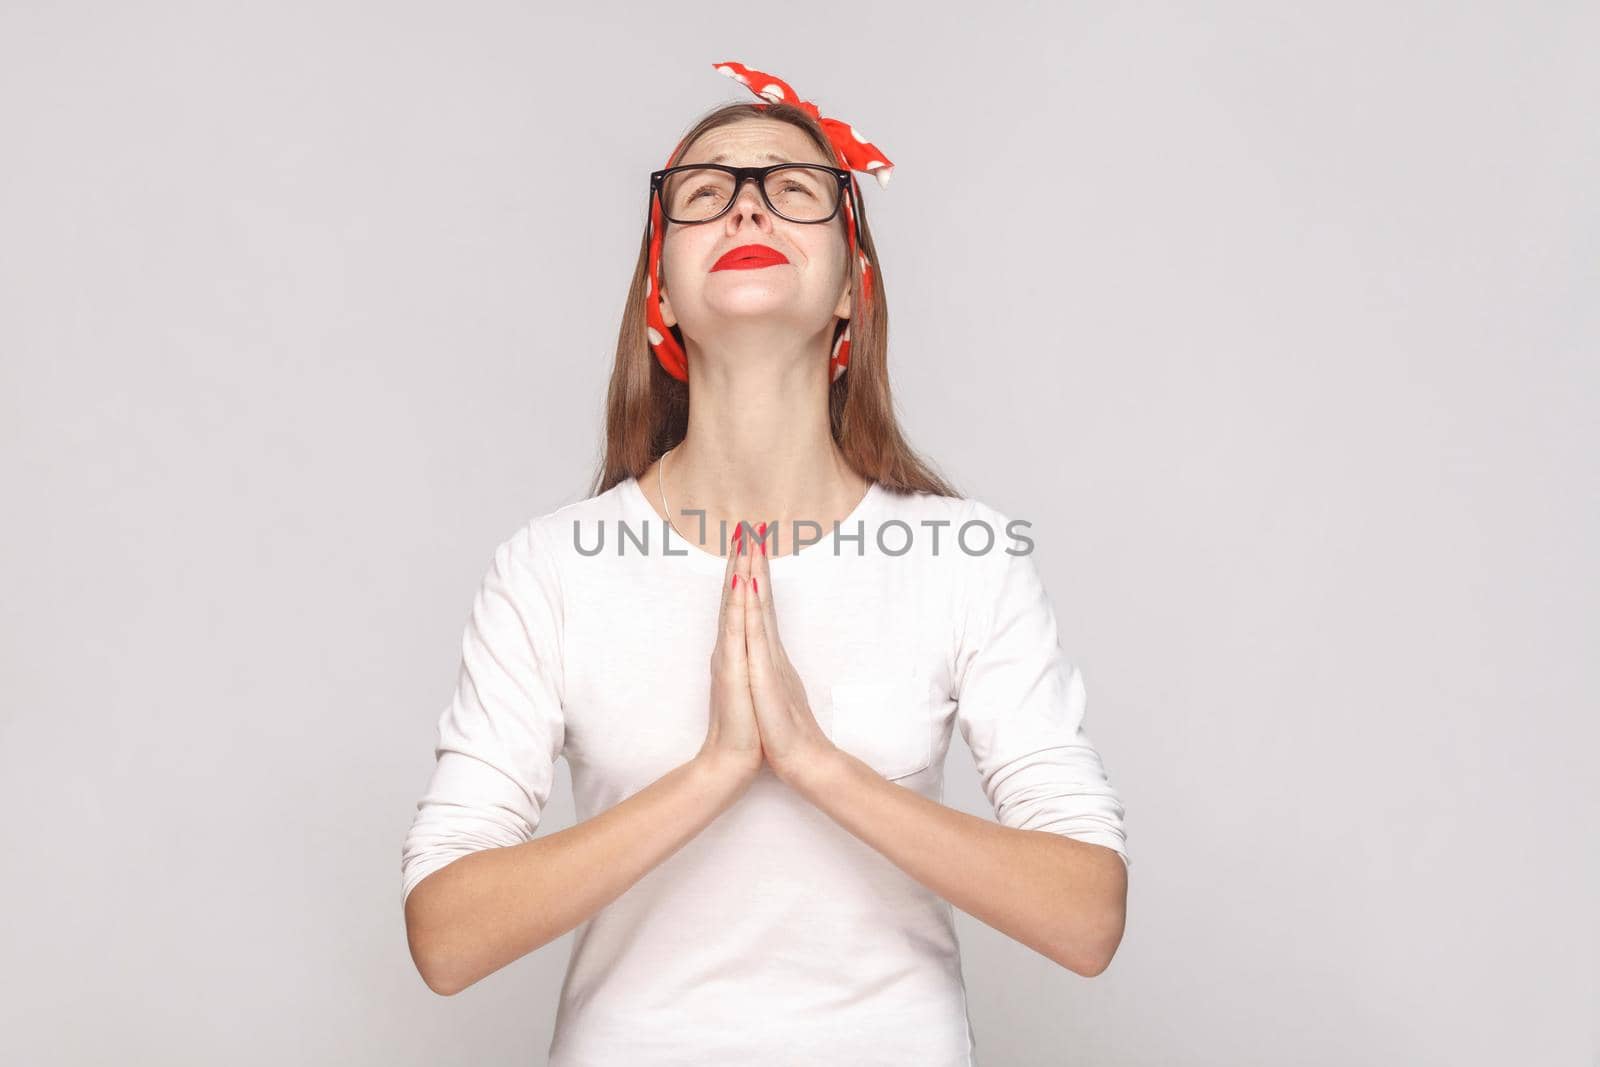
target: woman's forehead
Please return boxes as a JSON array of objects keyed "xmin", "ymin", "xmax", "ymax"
[{"xmin": 678, "ymin": 120, "xmax": 832, "ymax": 168}]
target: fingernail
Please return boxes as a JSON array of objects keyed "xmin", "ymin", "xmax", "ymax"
[
  {"xmin": 759, "ymin": 521, "xmax": 768, "ymax": 556},
  {"xmin": 752, "ymin": 577, "xmax": 758, "ymax": 594},
  {"xmin": 732, "ymin": 574, "xmax": 738, "ymax": 589}
]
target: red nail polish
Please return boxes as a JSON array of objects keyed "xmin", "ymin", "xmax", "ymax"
[
  {"xmin": 752, "ymin": 577, "xmax": 758, "ymax": 594},
  {"xmin": 759, "ymin": 521, "xmax": 768, "ymax": 556},
  {"xmin": 732, "ymin": 574, "xmax": 738, "ymax": 589}
]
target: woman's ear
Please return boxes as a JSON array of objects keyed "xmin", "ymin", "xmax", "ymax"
[
  {"xmin": 833, "ymin": 277, "xmax": 851, "ymax": 322},
  {"xmin": 659, "ymin": 285, "xmax": 677, "ymax": 329}
]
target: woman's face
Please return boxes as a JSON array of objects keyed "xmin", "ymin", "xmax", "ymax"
[{"xmin": 656, "ymin": 118, "xmax": 852, "ymax": 358}]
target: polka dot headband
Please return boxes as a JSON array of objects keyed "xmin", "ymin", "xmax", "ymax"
[{"xmin": 645, "ymin": 60, "xmax": 895, "ymax": 383}]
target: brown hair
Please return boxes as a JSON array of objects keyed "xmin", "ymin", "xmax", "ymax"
[{"xmin": 586, "ymin": 101, "xmax": 960, "ymax": 500}]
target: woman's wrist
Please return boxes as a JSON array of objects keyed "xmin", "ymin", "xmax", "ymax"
[
  {"xmin": 772, "ymin": 740, "xmax": 848, "ymax": 801},
  {"xmin": 692, "ymin": 745, "xmax": 762, "ymax": 796}
]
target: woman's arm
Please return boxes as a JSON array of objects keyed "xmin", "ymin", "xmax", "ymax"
[
  {"xmin": 741, "ymin": 504, "xmax": 1129, "ymax": 976},
  {"xmin": 788, "ymin": 750, "xmax": 1126, "ymax": 977},
  {"xmin": 404, "ymin": 516, "xmax": 765, "ymax": 996},
  {"xmin": 405, "ymin": 750, "xmax": 753, "ymax": 996}
]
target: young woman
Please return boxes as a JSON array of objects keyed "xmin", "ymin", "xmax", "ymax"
[{"xmin": 401, "ymin": 60, "xmax": 1130, "ymax": 1066}]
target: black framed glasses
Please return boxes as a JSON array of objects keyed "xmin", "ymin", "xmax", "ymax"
[{"xmin": 650, "ymin": 163, "xmax": 853, "ymax": 225}]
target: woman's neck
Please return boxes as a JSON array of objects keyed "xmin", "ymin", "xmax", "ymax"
[{"xmin": 644, "ymin": 435, "xmax": 870, "ymax": 560}]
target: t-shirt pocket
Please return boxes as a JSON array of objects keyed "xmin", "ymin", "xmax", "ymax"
[{"xmin": 828, "ymin": 680, "xmax": 934, "ymax": 781}]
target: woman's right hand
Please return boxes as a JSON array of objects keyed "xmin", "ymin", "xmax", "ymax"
[{"xmin": 699, "ymin": 521, "xmax": 763, "ymax": 786}]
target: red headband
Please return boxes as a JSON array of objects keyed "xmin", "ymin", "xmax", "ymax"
[{"xmin": 645, "ymin": 61, "xmax": 894, "ymax": 383}]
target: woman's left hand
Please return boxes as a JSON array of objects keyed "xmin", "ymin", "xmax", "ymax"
[{"xmin": 738, "ymin": 520, "xmax": 838, "ymax": 787}]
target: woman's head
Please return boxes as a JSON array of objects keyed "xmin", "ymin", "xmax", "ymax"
[
  {"xmin": 647, "ymin": 100, "xmax": 871, "ymax": 384},
  {"xmin": 654, "ymin": 116, "xmax": 855, "ymax": 381},
  {"xmin": 593, "ymin": 79, "xmax": 957, "ymax": 500}
]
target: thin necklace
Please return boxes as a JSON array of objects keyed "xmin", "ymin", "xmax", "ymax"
[
  {"xmin": 658, "ymin": 445, "xmax": 765, "ymax": 558},
  {"xmin": 657, "ymin": 445, "xmax": 696, "ymax": 548}
]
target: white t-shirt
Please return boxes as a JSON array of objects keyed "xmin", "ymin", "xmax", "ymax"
[{"xmin": 402, "ymin": 475, "xmax": 1130, "ymax": 1065}]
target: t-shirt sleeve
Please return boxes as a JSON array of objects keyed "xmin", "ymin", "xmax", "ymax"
[
  {"xmin": 952, "ymin": 506, "xmax": 1130, "ymax": 870},
  {"xmin": 401, "ymin": 518, "xmax": 567, "ymax": 907}
]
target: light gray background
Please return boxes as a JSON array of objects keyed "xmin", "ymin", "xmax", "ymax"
[{"xmin": 1, "ymin": 2, "xmax": 1594, "ymax": 1064}]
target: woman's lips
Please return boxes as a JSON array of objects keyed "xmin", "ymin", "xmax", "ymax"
[{"xmin": 711, "ymin": 244, "xmax": 790, "ymax": 271}]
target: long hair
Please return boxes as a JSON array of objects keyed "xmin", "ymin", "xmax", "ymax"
[{"xmin": 588, "ymin": 101, "xmax": 959, "ymax": 500}]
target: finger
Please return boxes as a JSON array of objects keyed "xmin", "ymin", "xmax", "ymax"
[
  {"xmin": 743, "ymin": 545, "xmax": 778, "ymax": 685},
  {"xmin": 735, "ymin": 512, "xmax": 756, "ymax": 590},
  {"xmin": 750, "ymin": 521, "xmax": 785, "ymax": 649},
  {"xmin": 719, "ymin": 519, "xmax": 746, "ymax": 652}
]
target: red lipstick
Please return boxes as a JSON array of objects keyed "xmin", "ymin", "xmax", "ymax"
[{"xmin": 711, "ymin": 244, "xmax": 790, "ymax": 271}]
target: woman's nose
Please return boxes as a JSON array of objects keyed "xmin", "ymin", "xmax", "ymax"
[{"xmin": 728, "ymin": 177, "xmax": 770, "ymax": 226}]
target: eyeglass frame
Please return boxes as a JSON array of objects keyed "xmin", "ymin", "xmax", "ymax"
[{"xmin": 649, "ymin": 163, "xmax": 858, "ymax": 227}]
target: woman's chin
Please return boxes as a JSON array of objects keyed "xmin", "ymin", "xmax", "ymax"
[{"xmin": 700, "ymin": 291, "xmax": 803, "ymax": 318}]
